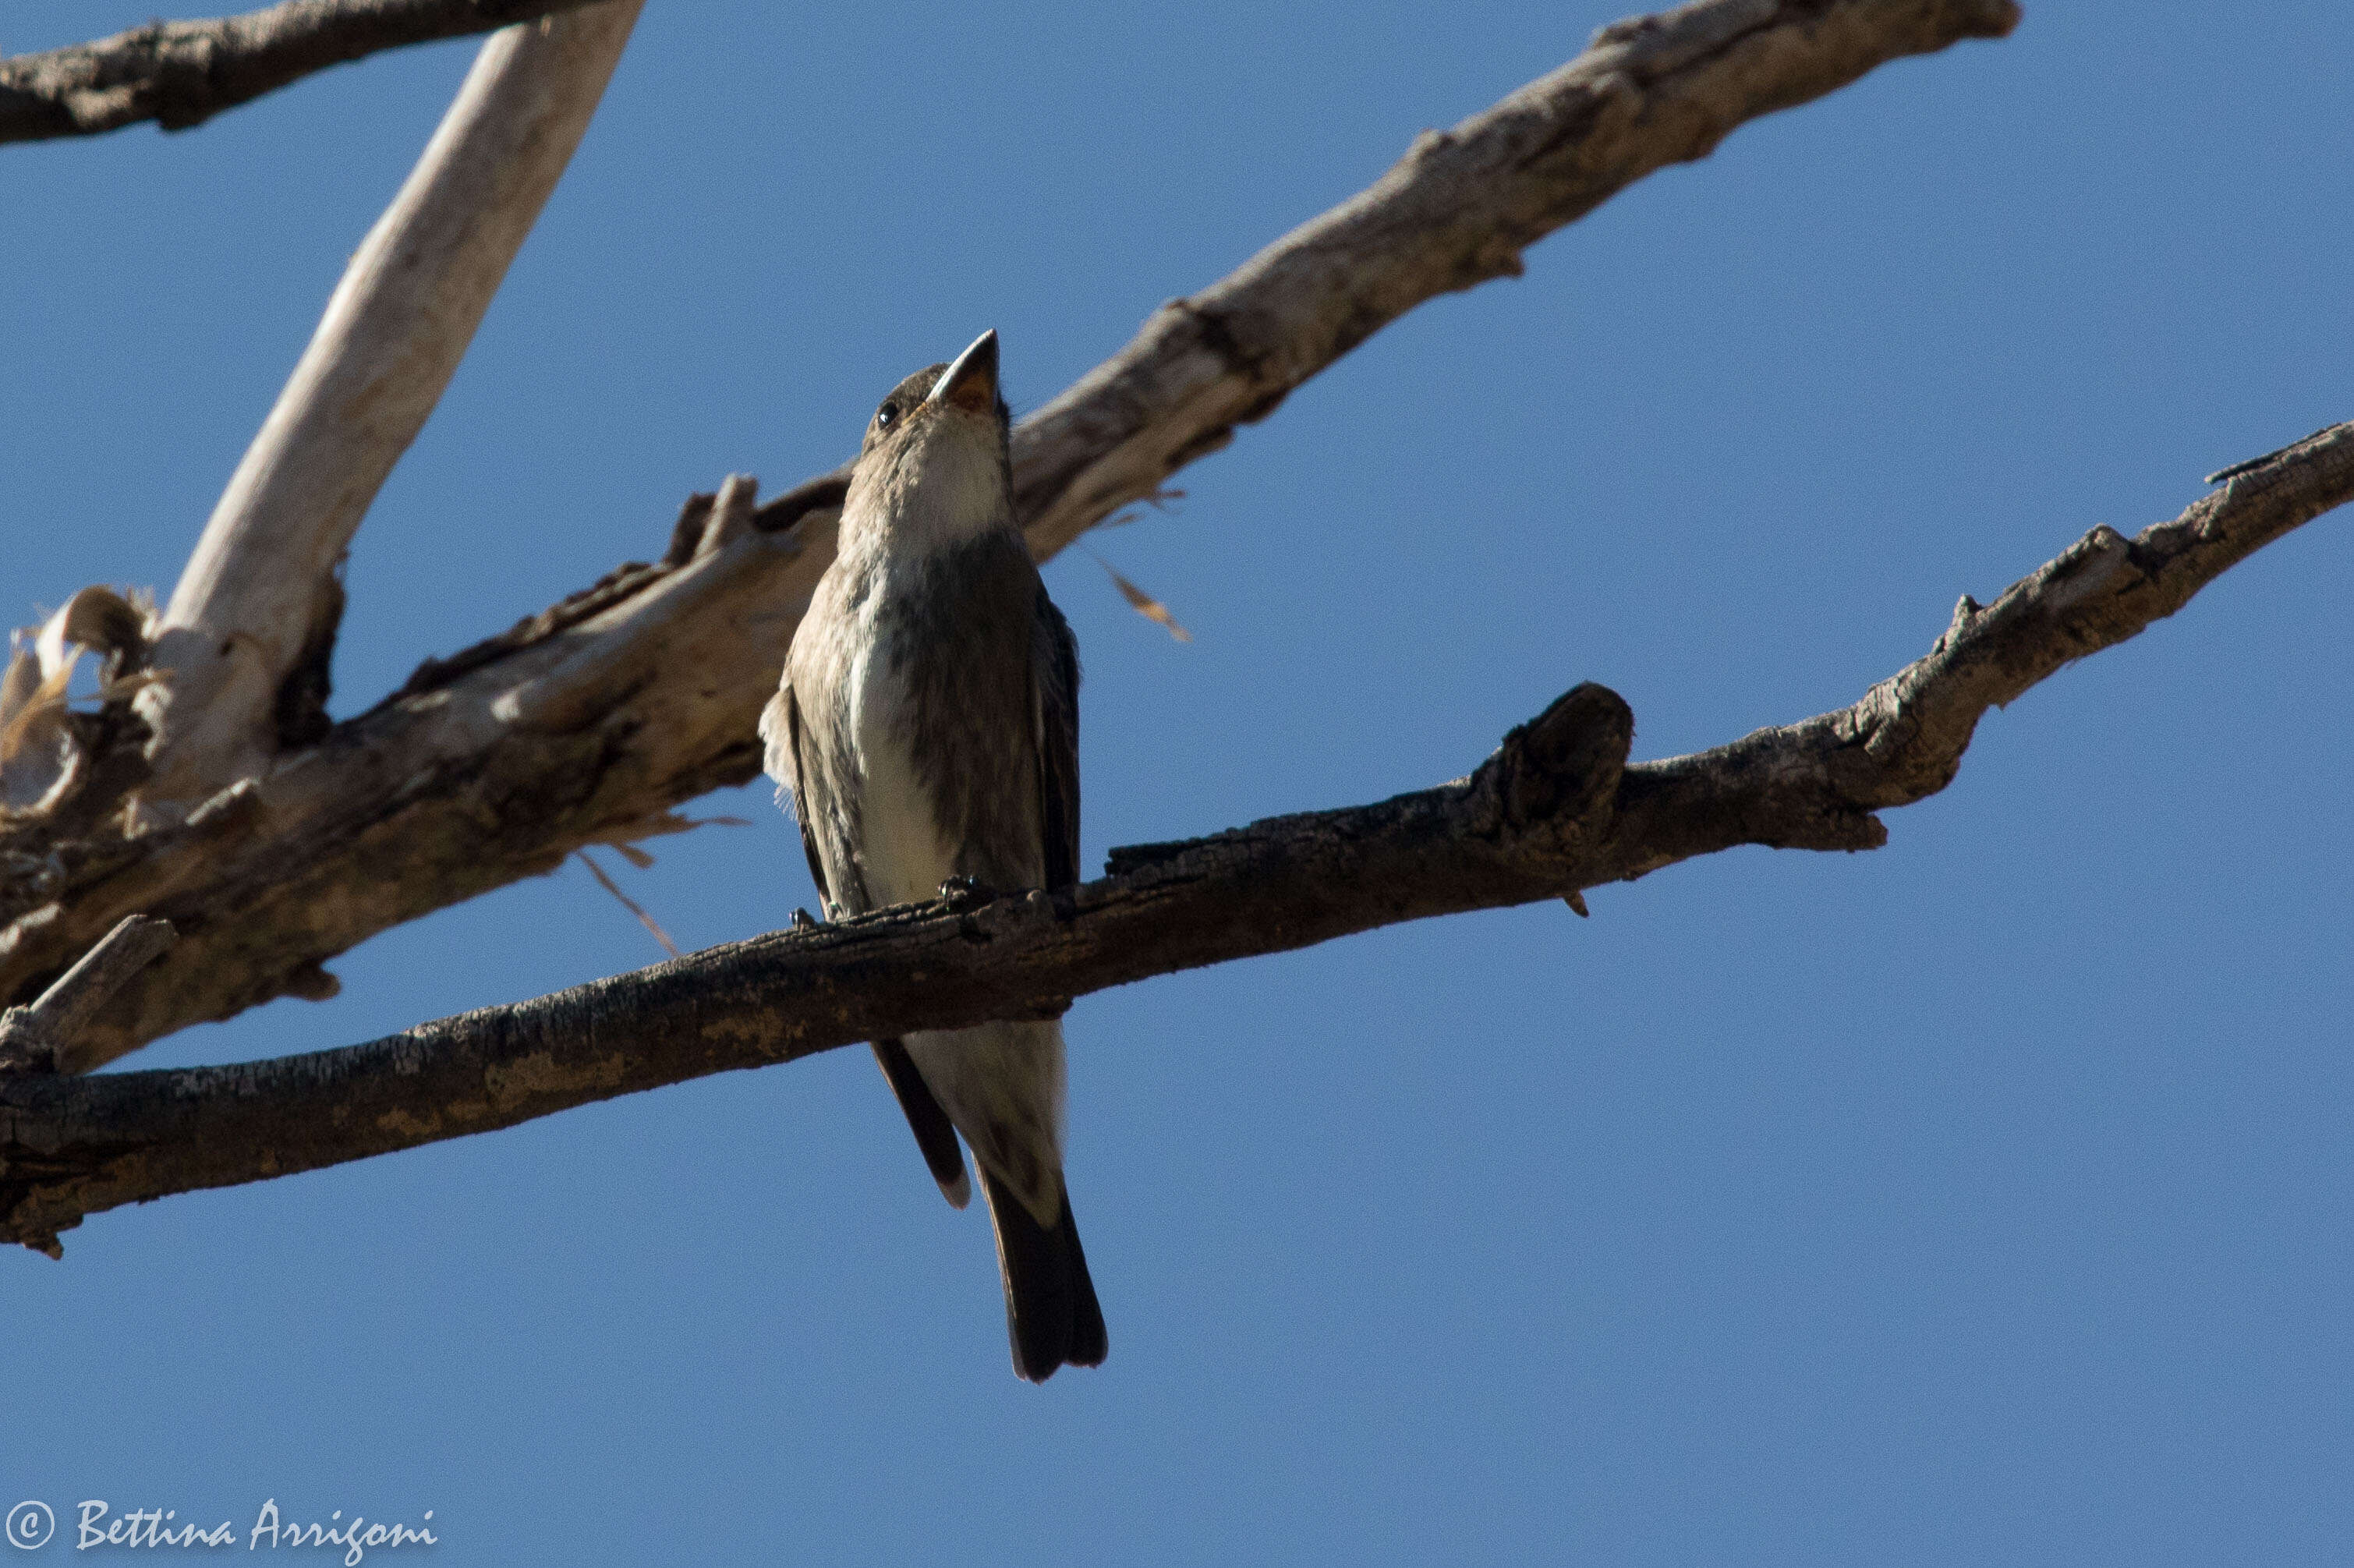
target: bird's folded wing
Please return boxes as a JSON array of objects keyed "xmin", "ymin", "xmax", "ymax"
[{"xmin": 1033, "ymin": 588, "xmax": 1082, "ymax": 892}]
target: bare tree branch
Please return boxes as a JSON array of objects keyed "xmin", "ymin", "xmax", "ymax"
[
  {"xmin": 134, "ymin": 0, "xmax": 644, "ymax": 805},
  {"xmin": 0, "ymin": 0, "xmax": 601, "ymax": 145},
  {"xmin": 5, "ymin": 421, "xmax": 2345, "ymax": 1255},
  {"xmin": 1595, "ymin": 420, "xmax": 2354, "ymax": 873},
  {"xmin": 0, "ymin": 0, "xmax": 2022, "ymax": 1070},
  {"xmin": 1010, "ymin": 0, "xmax": 2024, "ymax": 558}
]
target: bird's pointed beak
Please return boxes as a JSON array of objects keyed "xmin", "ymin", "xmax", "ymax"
[{"xmin": 926, "ymin": 329, "xmax": 1000, "ymax": 413}]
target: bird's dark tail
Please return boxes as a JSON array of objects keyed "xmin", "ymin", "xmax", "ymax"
[
  {"xmin": 979, "ymin": 1167, "xmax": 1107, "ymax": 1382},
  {"xmin": 872, "ymin": 1039, "xmax": 971, "ymax": 1209}
]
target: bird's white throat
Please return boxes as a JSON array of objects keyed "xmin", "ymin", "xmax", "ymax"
[{"xmin": 846, "ymin": 417, "xmax": 1011, "ymax": 557}]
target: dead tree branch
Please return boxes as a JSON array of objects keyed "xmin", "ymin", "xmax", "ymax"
[
  {"xmin": 0, "ymin": 0, "xmax": 601, "ymax": 145},
  {"xmin": 1011, "ymin": 0, "xmax": 2023, "ymax": 558},
  {"xmin": 0, "ymin": 0, "xmax": 2021, "ymax": 1070},
  {"xmin": 1595, "ymin": 420, "xmax": 2354, "ymax": 872},
  {"xmin": 4, "ymin": 420, "xmax": 2344, "ymax": 1255},
  {"xmin": 136, "ymin": 0, "xmax": 644, "ymax": 805}
]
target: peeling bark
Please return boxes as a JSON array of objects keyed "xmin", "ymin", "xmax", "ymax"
[{"xmin": 4, "ymin": 423, "xmax": 2346, "ymax": 1253}]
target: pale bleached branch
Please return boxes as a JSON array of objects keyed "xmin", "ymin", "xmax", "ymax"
[
  {"xmin": 3, "ymin": 421, "xmax": 2346, "ymax": 1254},
  {"xmin": 0, "ymin": 0, "xmax": 2023, "ymax": 1070},
  {"xmin": 0, "ymin": 0, "xmax": 600, "ymax": 145},
  {"xmin": 135, "ymin": 0, "xmax": 643, "ymax": 804}
]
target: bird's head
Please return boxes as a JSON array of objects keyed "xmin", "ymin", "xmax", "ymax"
[
  {"xmin": 846, "ymin": 330, "xmax": 1014, "ymax": 548},
  {"xmin": 862, "ymin": 329, "xmax": 1009, "ymax": 456}
]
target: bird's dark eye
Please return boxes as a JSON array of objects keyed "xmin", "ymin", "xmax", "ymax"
[{"xmin": 875, "ymin": 400, "xmax": 901, "ymax": 431}]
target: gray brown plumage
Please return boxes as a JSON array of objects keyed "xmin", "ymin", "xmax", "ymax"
[{"xmin": 761, "ymin": 331, "xmax": 1106, "ymax": 1382}]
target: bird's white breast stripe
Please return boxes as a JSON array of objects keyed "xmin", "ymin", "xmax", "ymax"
[{"xmin": 844, "ymin": 596, "xmax": 954, "ymax": 910}]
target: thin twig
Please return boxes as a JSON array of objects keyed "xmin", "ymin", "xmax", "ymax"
[{"xmin": 575, "ymin": 851, "xmax": 681, "ymax": 960}]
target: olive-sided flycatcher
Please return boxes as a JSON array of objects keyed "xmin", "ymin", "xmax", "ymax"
[{"xmin": 762, "ymin": 330, "xmax": 1107, "ymax": 1382}]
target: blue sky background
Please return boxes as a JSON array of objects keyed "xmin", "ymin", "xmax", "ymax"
[{"xmin": 4, "ymin": 2, "xmax": 2351, "ymax": 1563}]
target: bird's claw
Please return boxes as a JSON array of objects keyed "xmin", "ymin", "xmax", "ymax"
[{"xmin": 937, "ymin": 876, "xmax": 998, "ymax": 911}]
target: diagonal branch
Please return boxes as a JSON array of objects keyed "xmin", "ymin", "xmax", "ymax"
[
  {"xmin": 1598, "ymin": 420, "xmax": 2354, "ymax": 876},
  {"xmin": 0, "ymin": 0, "xmax": 602, "ymax": 145},
  {"xmin": 0, "ymin": 0, "xmax": 2023, "ymax": 1070},
  {"xmin": 1010, "ymin": 0, "xmax": 2025, "ymax": 558},
  {"xmin": 3, "ymin": 420, "xmax": 2345, "ymax": 1255},
  {"xmin": 134, "ymin": 0, "xmax": 645, "ymax": 805}
]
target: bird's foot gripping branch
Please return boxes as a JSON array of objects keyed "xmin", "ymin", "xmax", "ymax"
[{"xmin": 0, "ymin": 674, "xmax": 1644, "ymax": 1258}]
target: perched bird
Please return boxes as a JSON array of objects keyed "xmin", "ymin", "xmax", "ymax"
[{"xmin": 761, "ymin": 330, "xmax": 1107, "ymax": 1382}]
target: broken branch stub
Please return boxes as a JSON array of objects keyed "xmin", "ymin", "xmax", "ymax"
[{"xmin": 0, "ymin": 914, "xmax": 176, "ymax": 1077}]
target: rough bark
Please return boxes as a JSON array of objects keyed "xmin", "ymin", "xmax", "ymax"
[
  {"xmin": 4, "ymin": 421, "xmax": 2345, "ymax": 1255},
  {"xmin": 136, "ymin": 0, "xmax": 645, "ymax": 805},
  {"xmin": 1011, "ymin": 0, "xmax": 2024, "ymax": 558},
  {"xmin": 0, "ymin": 0, "xmax": 2021, "ymax": 1070},
  {"xmin": 0, "ymin": 0, "xmax": 600, "ymax": 144}
]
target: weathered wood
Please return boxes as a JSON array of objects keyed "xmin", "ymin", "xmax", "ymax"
[
  {"xmin": 4, "ymin": 422, "xmax": 2346, "ymax": 1252},
  {"xmin": 0, "ymin": 0, "xmax": 2023, "ymax": 1068},
  {"xmin": 0, "ymin": 916, "xmax": 177, "ymax": 1095},
  {"xmin": 135, "ymin": 0, "xmax": 645, "ymax": 805},
  {"xmin": 0, "ymin": 0, "xmax": 602, "ymax": 144},
  {"xmin": 1596, "ymin": 421, "xmax": 2354, "ymax": 880},
  {"xmin": 1011, "ymin": 0, "xmax": 2024, "ymax": 559}
]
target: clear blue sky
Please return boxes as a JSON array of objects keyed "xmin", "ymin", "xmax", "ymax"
[{"xmin": 5, "ymin": 2, "xmax": 2350, "ymax": 1563}]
